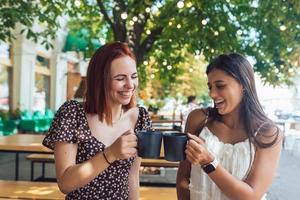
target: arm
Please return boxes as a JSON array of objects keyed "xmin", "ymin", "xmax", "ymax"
[
  {"xmin": 55, "ymin": 129, "xmax": 138, "ymax": 194},
  {"xmin": 54, "ymin": 142, "xmax": 112, "ymax": 194},
  {"xmin": 187, "ymin": 128, "xmax": 283, "ymax": 200},
  {"xmin": 128, "ymin": 157, "xmax": 141, "ymax": 200},
  {"xmin": 176, "ymin": 109, "xmax": 207, "ymax": 200},
  {"xmin": 176, "ymin": 160, "xmax": 191, "ymax": 200}
]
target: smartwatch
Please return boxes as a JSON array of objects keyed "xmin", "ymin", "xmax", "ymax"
[{"xmin": 201, "ymin": 158, "xmax": 219, "ymax": 174}]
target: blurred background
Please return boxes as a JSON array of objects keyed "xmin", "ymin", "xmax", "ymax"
[{"xmin": 0, "ymin": 1, "xmax": 300, "ymax": 199}]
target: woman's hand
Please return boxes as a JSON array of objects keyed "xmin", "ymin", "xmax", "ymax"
[
  {"xmin": 105, "ymin": 128, "xmax": 138, "ymax": 162},
  {"xmin": 185, "ymin": 133, "xmax": 214, "ymax": 166}
]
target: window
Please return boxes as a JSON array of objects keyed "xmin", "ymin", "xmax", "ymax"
[
  {"xmin": 36, "ymin": 55, "xmax": 50, "ymax": 69},
  {"xmin": 0, "ymin": 43, "xmax": 12, "ymax": 110},
  {"xmin": 34, "ymin": 55, "xmax": 51, "ymax": 112},
  {"xmin": 0, "ymin": 43, "xmax": 10, "ymax": 59},
  {"xmin": 0, "ymin": 65, "xmax": 12, "ymax": 110}
]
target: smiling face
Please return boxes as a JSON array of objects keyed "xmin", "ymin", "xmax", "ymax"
[
  {"xmin": 109, "ymin": 56, "xmax": 138, "ymax": 107},
  {"xmin": 207, "ymin": 69, "xmax": 244, "ymax": 115}
]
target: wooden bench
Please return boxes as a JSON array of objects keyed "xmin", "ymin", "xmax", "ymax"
[
  {"xmin": 0, "ymin": 180, "xmax": 64, "ymax": 199},
  {"xmin": 0, "ymin": 180, "xmax": 176, "ymax": 200},
  {"xmin": 26, "ymin": 154, "xmax": 56, "ymax": 181},
  {"xmin": 26, "ymin": 153, "xmax": 179, "ymax": 181}
]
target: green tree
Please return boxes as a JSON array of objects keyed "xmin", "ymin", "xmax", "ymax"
[
  {"xmin": 0, "ymin": 0, "xmax": 65, "ymax": 49},
  {"xmin": 1, "ymin": 0, "xmax": 299, "ymax": 87}
]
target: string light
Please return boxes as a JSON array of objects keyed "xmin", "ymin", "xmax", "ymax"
[
  {"xmin": 237, "ymin": 29, "xmax": 243, "ymax": 35},
  {"xmin": 133, "ymin": 16, "xmax": 138, "ymax": 22},
  {"xmin": 280, "ymin": 25, "xmax": 287, "ymax": 31},
  {"xmin": 121, "ymin": 12, "xmax": 128, "ymax": 20},
  {"xmin": 177, "ymin": 1, "xmax": 184, "ymax": 9},
  {"xmin": 187, "ymin": 2, "xmax": 193, "ymax": 8},
  {"xmin": 75, "ymin": 0, "xmax": 81, "ymax": 7}
]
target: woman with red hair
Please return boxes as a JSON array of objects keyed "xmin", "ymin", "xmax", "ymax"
[{"xmin": 43, "ymin": 42, "xmax": 152, "ymax": 199}]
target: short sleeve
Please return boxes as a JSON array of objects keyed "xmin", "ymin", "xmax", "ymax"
[
  {"xmin": 42, "ymin": 100, "xmax": 80, "ymax": 150},
  {"xmin": 134, "ymin": 107, "xmax": 153, "ymax": 132}
]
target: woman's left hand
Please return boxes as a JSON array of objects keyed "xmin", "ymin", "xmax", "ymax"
[{"xmin": 185, "ymin": 133, "xmax": 214, "ymax": 166}]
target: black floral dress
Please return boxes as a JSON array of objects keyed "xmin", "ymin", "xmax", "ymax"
[{"xmin": 42, "ymin": 100, "xmax": 152, "ymax": 200}]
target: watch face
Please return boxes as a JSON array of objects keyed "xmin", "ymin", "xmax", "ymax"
[{"xmin": 203, "ymin": 164, "xmax": 215, "ymax": 174}]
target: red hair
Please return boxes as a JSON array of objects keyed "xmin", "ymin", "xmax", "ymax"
[{"xmin": 84, "ymin": 41, "xmax": 137, "ymax": 124}]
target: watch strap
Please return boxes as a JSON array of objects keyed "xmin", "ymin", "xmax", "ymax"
[{"xmin": 202, "ymin": 158, "xmax": 219, "ymax": 174}]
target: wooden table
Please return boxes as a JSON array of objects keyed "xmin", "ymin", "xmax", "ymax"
[
  {"xmin": 0, "ymin": 180, "xmax": 176, "ymax": 200},
  {"xmin": 152, "ymin": 119, "xmax": 182, "ymax": 131},
  {"xmin": 0, "ymin": 134, "xmax": 180, "ymax": 181},
  {"xmin": 0, "ymin": 134, "xmax": 51, "ymax": 180}
]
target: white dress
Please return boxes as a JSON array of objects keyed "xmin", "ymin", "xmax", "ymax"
[{"xmin": 189, "ymin": 127, "xmax": 267, "ymax": 200}]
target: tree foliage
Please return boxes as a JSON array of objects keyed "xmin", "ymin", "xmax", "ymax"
[
  {"xmin": 1, "ymin": 0, "xmax": 300, "ymax": 90},
  {"xmin": 0, "ymin": 0, "xmax": 65, "ymax": 49}
]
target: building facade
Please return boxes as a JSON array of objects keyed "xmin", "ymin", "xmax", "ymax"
[{"xmin": 0, "ymin": 23, "xmax": 88, "ymax": 113}]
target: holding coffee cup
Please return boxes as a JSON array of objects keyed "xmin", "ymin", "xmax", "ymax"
[{"xmin": 137, "ymin": 130, "xmax": 162, "ymax": 158}]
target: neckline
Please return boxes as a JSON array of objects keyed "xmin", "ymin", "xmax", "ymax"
[
  {"xmin": 112, "ymin": 109, "xmax": 124, "ymax": 124},
  {"xmin": 203, "ymin": 126, "xmax": 250, "ymax": 147},
  {"xmin": 77, "ymin": 101, "xmax": 140, "ymax": 147}
]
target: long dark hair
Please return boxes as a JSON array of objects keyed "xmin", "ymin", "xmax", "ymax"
[
  {"xmin": 84, "ymin": 41, "xmax": 137, "ymax": 125},
  {"xmin": 206, "ymin": 53, "xmax": 279, "ymax": 148}
]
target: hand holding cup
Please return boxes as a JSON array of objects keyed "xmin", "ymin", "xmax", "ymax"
[
  {"xmin": 106, "ymin": 128, "xmax": 138, "ymax": 162},
  {"xmin": 185, "ymin": 133, "xmax": 214, "ymax": 165}
]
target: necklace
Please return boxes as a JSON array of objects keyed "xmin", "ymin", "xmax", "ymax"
[{"xmin": 112, "ymin": 109, "xmax": 123, "ymax": 124}]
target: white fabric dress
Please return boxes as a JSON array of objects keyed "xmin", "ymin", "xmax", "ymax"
[{"xmin": 189, "ymin": 127, "xmax": 267, "ymax": 200}]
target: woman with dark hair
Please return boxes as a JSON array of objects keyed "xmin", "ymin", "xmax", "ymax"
[
  {"xmin": 43, "ymin": 42, "xmax": 152, "ymax": 199},
  {"xmin": 177, "ymin": 53, "xmax": 282, "ymax": 200}
]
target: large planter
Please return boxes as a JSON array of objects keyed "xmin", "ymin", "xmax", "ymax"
[{"xmin": 2, "ymin": 120, "xmax": 18, "ymax": 136}]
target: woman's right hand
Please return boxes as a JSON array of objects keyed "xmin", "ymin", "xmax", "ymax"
[
  {"xmin": 185, "ymin": 133, "xmax": 214, "ymax": 166},
  {"xmin": 105, "ymin": 128, "xmax": 138, "ymax": 162}
]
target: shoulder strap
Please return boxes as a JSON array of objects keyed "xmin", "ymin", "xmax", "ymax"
[{"xmin": 203, "ymin": 109, "xmax": 209, "ymax": 125}]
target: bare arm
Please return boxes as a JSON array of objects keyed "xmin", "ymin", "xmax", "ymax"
[
  {"xmin": 187, "ymin": 128, "xmax": 283, "ymax": 200},
  {"xmin": 54, "ymin": 129, "xmax": 138, "ymax": 194},
  {"xmin": 176, "ymin": 160, "xmax": 191, "ymax": 200},
  {"xmin": 176, "ymin": 109, "xmax": 207, "ymax": 200},
  {"xmin": 128, "ymin": 157, "xmax": 141, "ymax": 200},
  {"xmin": 54, "ymin": 142, "xmax": 111, "ymax": 194}
]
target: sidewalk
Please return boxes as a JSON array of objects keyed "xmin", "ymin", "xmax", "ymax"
[
  {"xmin": 0, "ymin": 149, "xmax": 299, "ymax": 199},
  {"xmin": 267, "ymin": 149, "xmax": 300, "ymax": 200}
]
